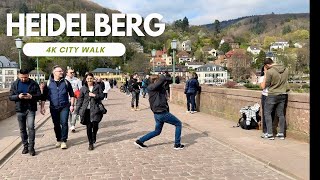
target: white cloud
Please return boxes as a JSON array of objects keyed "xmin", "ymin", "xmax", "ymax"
[{"xmin": 93, "ymin": 0, "xmax": 309, "ymax": 25}]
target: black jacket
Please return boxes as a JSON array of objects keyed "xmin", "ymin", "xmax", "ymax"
[
  {"xmin": 75, "ymin": 83, "xmax": 105, "ymax": 123},
  {"xmin": 147, "ymin": 75, "xmax": 171, "ymax": 113},
  {"xmin": 9, "ymin": 79, "xmax": 42, "ymax": 112}
]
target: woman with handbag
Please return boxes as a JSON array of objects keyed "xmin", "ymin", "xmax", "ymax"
[{"xmin": 75, "ymin": 73, "xmax": 105, "ymax": 150}]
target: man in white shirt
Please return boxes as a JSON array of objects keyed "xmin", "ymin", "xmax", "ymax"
[{"xmin": 65, "ymin": 68, "xmax": 82, "ymax": 132}]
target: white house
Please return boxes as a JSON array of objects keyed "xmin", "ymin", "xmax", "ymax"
[
  {"xmin": 29, "ymin": 70, "xmax": 46, "ymax": 82},
  {"xmin": 294, "ymin": 43, "xmax": 303, "ymax": 48},
  {"xmin": 177, "ymin": 51, "xmax": 192, "ymax": 63},
  {"xmin": 128, "ymin": 42, "xmax": 144, "ymax": 53},
  {"xmin": 247, "ymin": 46, "xmax": 261, "ymax": 55},
  {"xmin": 196, "ymin": 64, "xmax": 228, "ymax": 85},
  {"xmin": 270, "ymin": 41, "xmax": 289, "ymax": 50},
  {"xmin": 182, "ymin": 40, "xmax": 192, "ymax": 52},
  {"xmin": 185, "ymin": 62, "xmax": 204, "ymax": 70},
  {"xmin": 0, "ymin": 56, "xmax": 19, "ymax": 89}
]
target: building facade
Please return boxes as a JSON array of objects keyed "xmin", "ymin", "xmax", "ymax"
[
  {"xmin": 0, "ymin": 56, "xmax": 19, "ymax": 89},
  {"xmin": 196, "ymin": 64, "xmax": 228, "ymax": 85}
]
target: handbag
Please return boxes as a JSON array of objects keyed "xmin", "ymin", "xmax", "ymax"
[{"xmin": 98, "ymin": 103, "xmax": 107, "ymax": 114}]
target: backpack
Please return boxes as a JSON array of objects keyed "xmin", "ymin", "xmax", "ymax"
[
  {"xmin": 237, "ymin": 112, "xmax": 260, "ymax": 130},
  {"xmin": 235, "ymin": 103, "xmax": 261, "ymax": 130}
]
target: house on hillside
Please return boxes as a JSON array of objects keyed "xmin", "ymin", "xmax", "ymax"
[
  {"xmin": 129, "ymin": 42, "xmax": 144, "ymax": 53},
  {"xmin": 92, "ymin": 68, "xmax": 123, "ymax": 81},
  {"xmin": 266, "ymin": 51, "xmax": 277, "ymax": 62},
  {"xmin": 196, "ymin": 64, "xmax": 228, "ymax": 85},
  {"xmin": 270, "ymin": 41, "xmax": 289, "ymax": 50},
  {"xmin": 29, "ymin": 70, "xmax": 46, "ymax": 82},
  {"xmin": 0, "ymin": 56, "xmax": 19, "ymax": 89},
  {"xmin": 294, "ymin": 42, "xmax": 303, "ymax": 48},
  {"xmin": 177, "ymin": 51, "xmax": 192, "ymax": 63},
  {"xmin": 182, "ymin": 40, "xmax": 192, "ymax": 52},
  {"xmin": 185, "ymin": 62, "xmax": 204, "ymax": 70},
  {"xmin": 247, "ymin": 45, "xmax": 261, "ymax": 55}
]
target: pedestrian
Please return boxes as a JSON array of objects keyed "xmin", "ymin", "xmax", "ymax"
[
  {"xmin": 258, "ymin": 65, "xmax": 276, "ymax": 138},
  {"xmin": 96, "ymin": 77, "xmax": 105, "ymax": 92},
  {"xmin": 75, "ymin": 73, "xmax": 104, "ymax": 150},
  {"xmin": 184, "ymin": 72, "xmax": 200, "ymax": 114},
  {"xmin": 43, "ymin": 65, "xmax": 75, "ymax": 149},
  {"xmin": 261, "ymin": 58, "xmax": 289, "ymax": 140},
  {"xmin": 134, "ymin": 74, "xmax": 184, "ymax": 150},
  {"xmin": 65, "ymin": 68, "xmax": 82, "ymax": 133},
  {"xmin": 141, "ymin": 75, "xmax": 150, "ymax": 98},
  {"xmin": 128, "ymin": 74, "xmax": 141, "ymax": 111},
  {"xmin": 103, "ymin": 78, "xmax": 111, "ymax": 100},
  {"xmin": 9, "ymin": 69, "xmax": 45, "ymax": 156}
]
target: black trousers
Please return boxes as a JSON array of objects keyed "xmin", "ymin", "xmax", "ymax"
[{"xmin": 84, "ymin": 110, "xmax": 99, "ymax": 145}]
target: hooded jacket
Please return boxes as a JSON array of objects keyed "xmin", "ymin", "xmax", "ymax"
[
  {"xmin": 265, "ymin": 64, "xmax": 289, "ymax": 95},
  {"xmin": 147, "ymin": 75, "xmax": 171, "ymax": 113}
]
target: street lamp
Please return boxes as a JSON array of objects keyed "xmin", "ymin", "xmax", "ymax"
[
  {"xmin": 151, "ymin": 49, "xmax": 156, "ymax": 74},
  {"xmin": 171, "ymin": 39, "xmax": 177, "ymax": 84},
  {"xmin": 36, "ymin": 57, "xmax": 39, "ymax": 84},
  {"xmin": 15, "ymin": 38, "xmax": 23, "ymax": 69}
]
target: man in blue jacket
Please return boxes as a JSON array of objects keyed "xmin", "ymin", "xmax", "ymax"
[
  {"xmin": 9, "ymin": 69, "xmax": 44, "ymax": 156},
  {"xmin": 134, "ymin": 74, "xmax": 184, "ymax": 150},
  {"xmin": 43, "ymin": 65, "xmax": 75, "ymax": 149}
]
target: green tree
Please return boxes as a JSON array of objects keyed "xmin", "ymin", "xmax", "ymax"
[
  {"xmin": 182, "ymin": 17, "xmax": 189, "ymax": 31},
  {"xmin": 213, "ymin": 19, "xmax": 220, "ymax": 34},
  {"xmin": 219, "ymin": 43, "xmax": 231, "ymax": 54},
  {"xmin": 252, "ymin": 50, "xmax": 266, "ymax": 69},
  {"xmin": 282, "ymin": 25, "xmax": 292, "ymax": 35},
  {"xmin": 19, "ymin": 3, "xmax": 29, "ymax": 14}
]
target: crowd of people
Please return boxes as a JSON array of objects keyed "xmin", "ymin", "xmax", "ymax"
[{"xmin": 8, "ymin": 57, "xmax": 289, "ymax": 156}]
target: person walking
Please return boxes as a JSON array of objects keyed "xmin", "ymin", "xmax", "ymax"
[
  {"xmin": 262, "ymin": 58, "xmax": 289, "ymax": 140},
  {"xmin": 65, "ymin": 68, "xmax": 82, "ymax": 133},
  {"xmin": 9, "ymin": 69, "xmax": 45, "ymax": 156},
  {"xmin": 184, "ymin": 73, "xmax": 200, "ymax": 114},
  {"xmin": 43, "ymin": 65, "xmax": 75, "ymax": 149},
  {"xmin": 141, "ymin": 75, "xmax": 150, "ymax": 98},
  {"xmin": 134, "ymin": 74, "xmax": 184, "ymax": 150},
  {"xmin": 128, "ymin": 74, "xmax": 141, "ymax": 111},
  {"xmin": 75, "ymin": 73, "xmax": 104, "ymax": 150},
  {"xmin": 103, "ymin": 78, "xmax": 111, "ymax": 100}
]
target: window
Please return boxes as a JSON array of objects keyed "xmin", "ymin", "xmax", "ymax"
[
  {"xmin": 5, "ymin": 70, "xmax": 14, "ymax": 75},
  {"xmin": 5, "ymin": 76, "xmax": 14, "ymax": 82}
]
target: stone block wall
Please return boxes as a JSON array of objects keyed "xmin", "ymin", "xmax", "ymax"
[
  {"xmin": 170, "ymin": 84, "xmax": 309, "ymax": 142},
  {"xmin": 0, "ymin": 90, "xmax": 16, "ymax": 121}
]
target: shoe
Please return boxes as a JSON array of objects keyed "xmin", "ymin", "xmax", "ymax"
[
  {"xmin": 261, "ymin": 133, "xmax": 268, "ymax": 138},
  {"xmin": 70, "ymin": 126, "xmax": 75, "ymax": 133},
  {"xmin": 190, "ymin": 111, "xmax": 197, "ymax": 114},
  {"xmin": 88, "ymin": 144, "xmax": 94, "ymax": 151},
  {"xmin": 131, "ymin": 107, "xmax": 135, "ymax": 111},
  {"xmin": 55, "ymin": 141, "xmax": 62, "ymax": 148},
  {"xmin": 61, "ymin": 142, "xmax": 68, "ymax": 149},
  {"xmin": 134, "ymin": 140, "xmax": 147, "ymax": 149},
  {"xmin": 263, "ymin": 134, "xmax": 275, "ymax": 140},
  {"xmin": 29, "ymin": 148, "xmax": 36, "ymax": 156},
  {"xmin": 276, "ymin": 133, "xmax": 285, "ymax": 140},
  {"xmin": 174, "ymin": 144, "xmax": 185, "ymax": 150},
  {"xmin": 186, "ymin": 111, "xmax": 190, "ymax": 113},
  {"xmin": 22, "ymin": 147, "xmax": 29, "ymax": 154},
  {"xmin": 135, "ymin": 107, "xmax": 140, "ymax": 111}
]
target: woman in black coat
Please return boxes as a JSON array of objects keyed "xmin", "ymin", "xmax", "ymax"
[{"xmin": 75, "ymin": 73, "xmax": 104, "ymax": 150}]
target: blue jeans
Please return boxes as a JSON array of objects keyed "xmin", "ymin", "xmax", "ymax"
[
  {"xmin": 186, "ymin": 93, "xmax": 196, "ymax": 111},
  {"xmin": 17, "ymin": 110, "xmax": 36, "ymax": 149},
  {"xmin": 264, "ymin": 94, "xmax": 287, "ymax": 135},
  {"xmin": 139, "ymin": 112, "xmax": 182, "ymax": 145},
  {"xmin": 50, "ymin": 106, "xmax": 70, "ymax": 142}
]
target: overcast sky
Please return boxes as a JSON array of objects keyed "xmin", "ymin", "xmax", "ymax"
[{"xmin": 92, "ymin": 0, "xmax": 309, "ymax": 25}]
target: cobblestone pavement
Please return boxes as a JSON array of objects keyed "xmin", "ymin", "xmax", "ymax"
[{"xmin": 0, "ymin": 89, "xmax": 293, "ymax": 180}]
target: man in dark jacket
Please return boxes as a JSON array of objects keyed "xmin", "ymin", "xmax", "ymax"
[
  {"xmin": 9, "ymin": 69, "xmax": 44, "ymax": 156},
  {"xmin": 134, "ymin": 74, "xmax": 184, "ymax": 150},
  {"xmin": 43, "ymin": 65, "xmax": 75, "ymax": 149},
  {"xmin": 185, "ymin": 73, "xmax": 200, "ymax": 114}
]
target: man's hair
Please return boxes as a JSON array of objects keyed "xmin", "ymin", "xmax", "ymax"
[
  {"xmin": 150, "ymin": 74, "xmax": 159, "ymax": 84},
  {"xmin": 264, "ymin": 58, "xmax": 274, "ymax": 65},
  {"xmin": 19, "ymin": 69, "xmax": 29, "ymax": 74}
]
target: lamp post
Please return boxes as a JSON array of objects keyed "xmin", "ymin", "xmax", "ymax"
[
  {"xmin": 151, "ymin": 49, "xmax": 156, "ymax": 74},
  {"xmin": 171, "ymin": 40, "xmax": 177, "ymax": 84},
  {"xmin": 36, "ymin": 57, "xmax": 39, "ymax": 84},
  {"xmin": 15, "ymin": 38, "xmax": 23, "ymax": 69}
]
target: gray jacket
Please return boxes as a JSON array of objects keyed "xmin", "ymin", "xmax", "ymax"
[{"xmin": 75, "ymin": 83, "xmax": 104, "ymax": 122}]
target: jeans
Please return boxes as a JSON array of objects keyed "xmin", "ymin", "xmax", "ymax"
[
  {"xmin": 261, "ymin": 95, "xmax": 276, "ymax": 134},
  {"xmin": 142, "ymin": 88, "xmax": 148, "ymax": 97},
  {"xmin": 17, "ymin": 110, "xmax": 36, "ymax": 149},
  {"xmin": 264, "ymin": 94, "xmax": 287, "ymax": 135},
  {"xmin": 131, "ymin": 91, "xmax": 140, "ymax": 107},
  {"xmin": 50, "ymin": 106, "xmax": 70, "ymax": 142},
  {"xmin": 84, "ymin": 110, "xmax": 99, "ymax": 144},
  {"xmin": 139, "ymin": 112, "xmax": 182, "ymax": 145},
  {"xmin": 186, "ymin": 93, "xmax": 196, "ymax": 111}
]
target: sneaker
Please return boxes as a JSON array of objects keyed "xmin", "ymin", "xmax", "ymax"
[
  {"xmin": 174, "ymin": 144, "xmax": 185, "ymax": 150},
  {"xmin": 263, "ymin": 134, "xmax": 275, "ymax": 140},
  {"xmin": 61, "ymin": 142, "xmax": 68, "ymax": 149},
  {"xmin": 135, "ymin": 107, "xmax": 140, "ymax": 111},
  {"xmin": 261, "ymin": 133, "xmax": 268, "ymax": 138},
  {"xmin": 88, "ymin": 144, "xmax": 94, "ymax": 151},
  {"xmin": 22, "ymin": 147, "xmax": 29, "ymax": 154},
  {"xmin": 134, "ymin": 140, "xmax": 147, "ymax": 149},
  {"xmin": 186, "ymin": 111, "xmax": 190, "ymax": 113},
  {"xmin": 131, "ymin": 107, "xmax": 135, "ymax": 111},
  {"xmin": 190, "ymin": 111, "xmax": 197, "ymax": 114},
  {"xmin": 55, "ymin": 141, "xmax": 62, "ymax": 148},
  {"xmin": 276, "ymin": 133, "xmax": 285, "ymax": 140},
  {"xmin": 70, "ymin": 126, "xmax": 75, "ymax": 133},
  {"xmin": 29, "ymin": 148, "xmax": 36, "ymax": 156}
]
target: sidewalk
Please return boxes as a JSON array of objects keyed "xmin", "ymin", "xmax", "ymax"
[{"xmin": 0, "ymin": 103, "xmax": 51, "ymax": 166}]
